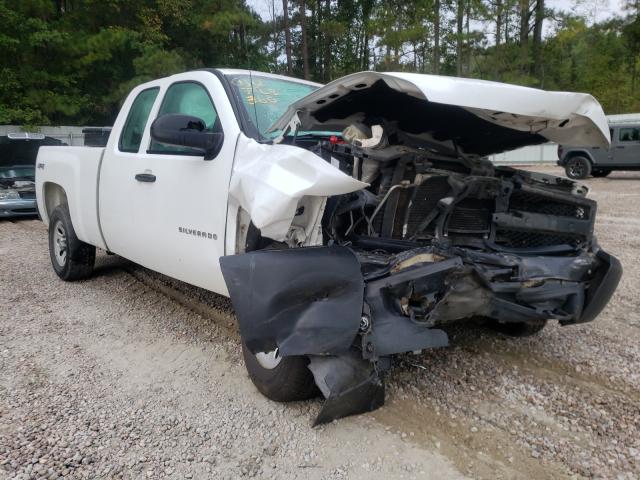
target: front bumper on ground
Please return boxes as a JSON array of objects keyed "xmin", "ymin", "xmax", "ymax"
[
  {"xmin": 0, "ymin": 198, "xmax": 38, "ymax": 218},
  {"xmin": 220, "ymin": 244, "xmax": 622, "ymax": 424}
]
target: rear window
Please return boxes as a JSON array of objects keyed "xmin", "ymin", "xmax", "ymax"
[{"xmin": 119, "ymin": 87, "xmax": 160, "ymax": 153}]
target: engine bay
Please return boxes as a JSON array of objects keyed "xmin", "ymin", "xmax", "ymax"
[{"xmin": 304, "ymin": 123, "xmax": 594, "ymax": 249}]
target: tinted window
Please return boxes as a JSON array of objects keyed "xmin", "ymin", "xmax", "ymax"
[
  {"xmin": 619, "ymin": 127, "xmax": 640, "ymax": 142},
  {"xmin": 150, "ymin": 82, "xmax": 219, "ymax": 155},
  {"xmin": 227, "ymin": 74, "xmax": 318, "ymax": 137},
  {"xmin": 119, "ymin": 88, "xmax": 160, "ymax": 153}
]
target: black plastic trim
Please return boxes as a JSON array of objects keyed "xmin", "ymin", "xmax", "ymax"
[{"xmin": 564, "ymin": 249, "xmax": 623, "ymax": 325}]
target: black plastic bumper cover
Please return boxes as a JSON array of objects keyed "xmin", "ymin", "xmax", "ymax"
[
  {"xmin": 308, "ymin": 354, "xmax": 386, "ymax": 425},
  {"xmin": 563, "ymin": 249, "xmax": 622, "ymax": 325},
  {"xmin": 220, "ymin": 246, "xmax": 365, "ymax": 356}
]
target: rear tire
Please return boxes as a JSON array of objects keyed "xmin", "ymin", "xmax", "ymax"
[
  {"xmin": 48, "ymin": 204, "xmax": 95, "ymax": 281},
  {"xmin": 592, "ymin": 169, "xmax": 611, "ymax": 178},
  {"xmin": 491, "ymin": 319, "xmax": 548, "ymax": 337},
  {"xmin": 241, "ymin": 341, "xmax": 319, "ymax": 402},
  {"xmin": 564, "ymin": 156, "xmax": 592, "ymax": 179}
]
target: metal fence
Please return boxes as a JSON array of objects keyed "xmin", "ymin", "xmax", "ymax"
[
  {"xmin": 488, "ymin": 143, "xmax": 559, "ymax": 165},
  {"xmin": 0, "ymin": 125, "xmax": 107, "ymax": 146}
]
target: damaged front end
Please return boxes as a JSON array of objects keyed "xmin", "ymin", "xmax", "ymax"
[
  {"xmin": 222, "ymin": 245, "xmax": 620, "ymax": 424},
  {"xmin": 220, "ymin": 73, "xmax": 621, "ymax": 424}
]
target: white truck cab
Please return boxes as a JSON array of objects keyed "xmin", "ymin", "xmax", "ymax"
[{"xmin": 37, "ymin": 69, "xmax": 329, "ymax": 293}]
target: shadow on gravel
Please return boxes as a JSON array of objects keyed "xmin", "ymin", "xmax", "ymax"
[
  {"xmin": 93, "ymin": 253, "xmax": 131, "ymax": 276},
  {"xmin": 0, "ymin": 216, "xmax": 38, "ymax": 223},
  {"xmin": 440, "ymin": 318, "xmax": 514, "ymax": 345}
]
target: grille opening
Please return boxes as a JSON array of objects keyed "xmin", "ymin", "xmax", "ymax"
[
  {"xmin": 446, "ymin": 198, "xmax": 492, "ymax": 234},
  {"xmin": 510, "ymin": 190, "xmax": 589, "ymax": 219},
  {"xmin": 11, "ymin": 208, "xmax": 37, "ymax": 214},
  {"xmin": 495, "ymin": 229, "xmax": 582, "ymax": 248}
]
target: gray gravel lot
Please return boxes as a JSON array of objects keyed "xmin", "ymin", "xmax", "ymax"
[{"xmin": 1, "ymin": 165, "xmax": 639, "ymax": 479}]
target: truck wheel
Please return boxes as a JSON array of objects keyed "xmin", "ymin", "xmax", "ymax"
[
  {"xmin": 241, "ymin": 341, "xmax": 319, "ymax": 402},
  {"xmin": 48, "ymin": 204, "xmax": 95, "ymax": 281},
  {"xmin": 565, "ymin": 156, "xmax": 591, "ymax": 179},
  {"xmin": 592, "ymin": 169, "xmax": 611, "ymax": 178},
  {"xmin": 492, "ymin": 319, "xmax": 547, "ymax": 337}
]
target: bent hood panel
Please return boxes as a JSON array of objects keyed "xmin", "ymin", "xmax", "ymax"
[{"xmin": 269, "ymin": 72, "xmax": 610, "ymax": 155}]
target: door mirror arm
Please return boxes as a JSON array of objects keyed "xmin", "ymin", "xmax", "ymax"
[{"xmin": 150, "ymin": 114, "xmax": 224, "ymax": 160}]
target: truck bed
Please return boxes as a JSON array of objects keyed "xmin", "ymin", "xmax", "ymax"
[{"xmin": 36, "ymin": 146, "xmax": 107, "ymax": 250}]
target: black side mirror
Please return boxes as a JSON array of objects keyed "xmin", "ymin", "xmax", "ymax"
[{"xmin": 150, "ymin": 114, "xmax": 224, "ymax": 160}]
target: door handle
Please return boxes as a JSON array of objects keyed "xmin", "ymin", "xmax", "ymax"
[
  {"xmin": 615, "ymin": 146, "xmax": 625, "ymax": 149},
  {"xmin": 135, "ymin": 173, "xmax": 156, "ymax": 182}
]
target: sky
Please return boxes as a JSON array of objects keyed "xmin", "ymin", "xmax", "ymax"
[
  {"xmin": 247, "ymin": 0, "xmax": 627, "ymax": 28},
  {"xmin": 550, "ymin": 0, "xmax": 627, "ymax": 23}
]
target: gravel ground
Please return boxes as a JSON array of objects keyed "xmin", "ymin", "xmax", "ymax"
[{"xmin": 1, "ymin": 165, "xmax": 639, "ymax": 479}]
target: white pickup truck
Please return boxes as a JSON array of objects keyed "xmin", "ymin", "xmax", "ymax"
[{"xmin": 36, "ymin": 69, "xmax": 622, "ymax": 424}]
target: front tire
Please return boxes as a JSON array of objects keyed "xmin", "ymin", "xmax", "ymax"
[
  {"xmin": 241, "ymin": 341, "xmax": 319, "ymax": 402},
  {"xmin": 48, "ymin": 204, "xmax": 95, "ymax": 281},
  {"xmin": 564, "ymin": 156, "xmax": 592, "ymax": 179}
]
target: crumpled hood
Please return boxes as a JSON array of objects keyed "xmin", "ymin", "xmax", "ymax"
[{"xmin": 269, "ymin": 72, "xmax": 610, "ymax": 155}]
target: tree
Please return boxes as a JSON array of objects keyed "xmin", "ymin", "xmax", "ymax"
[
  {"xmin": 1, "ymin": 0, "xmax": 638, "ymax": 127},
  {"xmin": 299, "ymin": 0, "xmax": 310, "ymax": 79},
  {"xmin": 457, "ymin": 0, "xmax": 464, "ymax": 76},
  {"xmin": 282, "ymin": 0, "xmax": 293, "ymax": 74},
  {"xmin": 434, "ymin": 0, "xmax": 441, "ymax": 73},
  {"xmin": 532, "ymin": 0, "xmax": 545, "ymax": 79}
]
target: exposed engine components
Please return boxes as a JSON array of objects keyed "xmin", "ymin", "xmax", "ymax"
[{"xmin": 342, "ymin": 123, "xmax": 388, "ymax": 150}]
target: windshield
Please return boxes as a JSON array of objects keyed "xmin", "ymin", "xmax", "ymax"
[{"xmin": 226, "ymin": 74, "xmax": 319, "ymax": 138}]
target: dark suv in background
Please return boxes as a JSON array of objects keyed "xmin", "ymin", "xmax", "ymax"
[
  {"xmin": 0, "ymin": 133, "xmax": 66, "ymax": 218},
  {"xmin": 558, "ymin": 123, "xmax": 640, "ymax": 179}
]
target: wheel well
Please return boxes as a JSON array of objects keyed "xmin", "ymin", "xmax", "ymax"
[
  {"xmin": 43, "ymin": 183, "xmax": 68, "ymax": 223},
  {"xmin": 564, "ymin": 151, "xmax": 593, "ymax": 165}
]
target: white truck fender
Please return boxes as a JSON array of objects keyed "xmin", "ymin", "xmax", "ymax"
[{"xmin": 228, "ymin": 135, "xmax": 367, "ymax": 241}]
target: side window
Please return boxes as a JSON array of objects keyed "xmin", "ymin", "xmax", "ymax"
[
  {"xmin": 619, "ymin": 127, "xmax": 640, "ymax": 142},
  {"xmin": 150, "ymin": 82, "xmax": 220, "ymax": 155},
  {"xmin": 119, "ymin": 88, "xmax": 160, "ymax": 153}
]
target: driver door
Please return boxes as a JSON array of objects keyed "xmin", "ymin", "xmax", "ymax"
[{"xmin": 99, "ymin": 74, "xmax": 237, "ymax": 293}]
